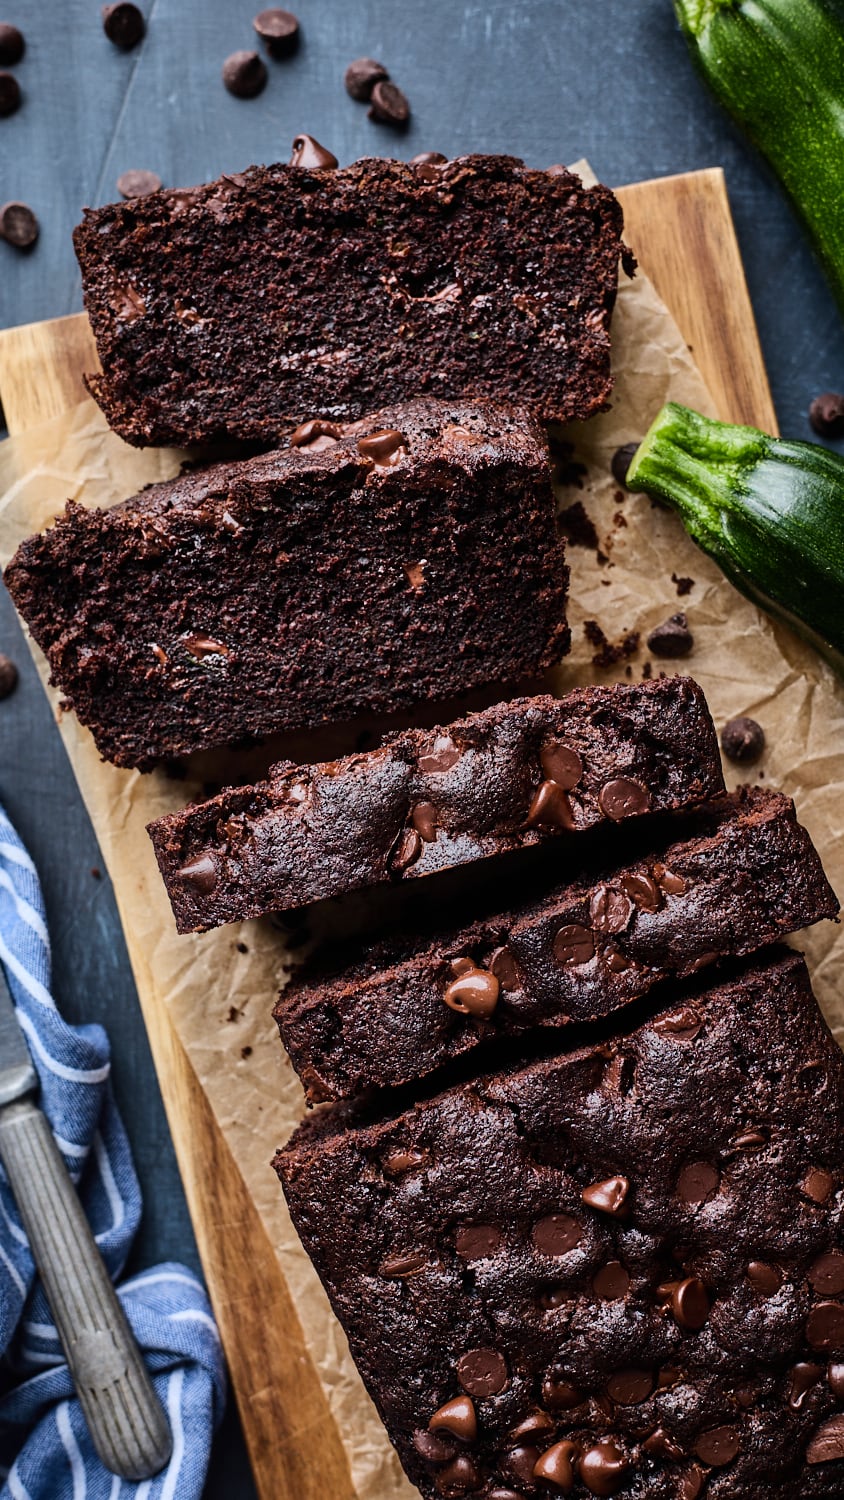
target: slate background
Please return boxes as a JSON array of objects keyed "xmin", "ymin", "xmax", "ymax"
[{"xmin": 0, "ymin": 2, "xmax": 842, "ymax": 1493}]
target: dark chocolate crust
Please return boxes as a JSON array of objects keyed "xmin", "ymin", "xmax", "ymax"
[
  {"xmin": 147, "ymin": 677, "xmax": 724, "ymax": 933},
  {"xmin": 4, "ymin": 398, "xmax": 568, "ymax": 769},
  {"xmin": 277, "ymin": 949, "xmax": 844, "ymax": 1499},
  {"xmin": 275, "ymin": 787, "xmax": 839, "ymax": 1102},
  {"xmin": 73, "ymin": 155, "xmax": 625, "ymax": 447}
]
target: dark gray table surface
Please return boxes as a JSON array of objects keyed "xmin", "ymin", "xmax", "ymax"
[{"xmin": 0, "ymin": 2, "xmax": 842, "ymax": 1494}]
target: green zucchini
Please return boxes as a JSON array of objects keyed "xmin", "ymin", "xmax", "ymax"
[
  {"xmin": 673, "ymin": 0, "xmax": 844, "ymax": 314},
  {"xmin": 626, "ymin": 402, "xmax": 844, "ymax": 671}
]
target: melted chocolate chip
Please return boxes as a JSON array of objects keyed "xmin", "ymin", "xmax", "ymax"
[
  {"xmin": 508, "ymin": 1411, "xmax": 555, "ymax": 1441},
  {"xmin": 383, "ymin": 1148, "xmax": 428, "ymax": 1175},
  {"xmin": 176, "ymin": 854, "xmax": 218, "ymax": 894},
  {"xmin": 652, "ymin": 1007, "xmax": 702, "ymax": 1040},
  {"xmin": 289, "ymin": 133, "xmax": 338, "ymax": 169},
  {"xmin": 489, "ymin": 946, "xmax": 520, "ymax": 991},
  {"xmin": 747, "ymin": 1261, "xmax": 782, "ymax": 1295},
  {"xmin": 357, "ymin": 428, "xmax": 408, "ymax": 466},
  {"xmin": 807, "ymin": 1414, "xmax": 844, "ymax": 1465},
  {"xmin": 540, "ymin": 740, "xmax": 583, "ymax": 790},
  {"xmin": 531, "ymin": 1214, "xmax": 583, "ymax": 1256},
  {"xmin": 581, "ymin": 1177, "xmax": 630, "ymax": 1216},
  {"xmin": 501, "ymin": 1445, "xmax": 542, "ymax": 1486},
  {"xmin": 380, "ymin": 1250, "xmax": 427, "ymax": 1277},
  {"xmin": 435, "ymin": 1454, "xmax": 482, "ymax": 1494},
  {"xmin": 289, "ymin": 418, "xmax": 342, "ymax": 448},
  {"xmin": 589, "ymin": 885, "xmax": 633, "ymax": 934},
  {"xmin": 526, "ymin": 781, "xmax": 575, "ymax": 830},
  {"xmin": 676, "ymin": 1468, "xmax": 705, "ymax": 1500},
  {"xmin": 606, "ymin": 1369, "xmax": 653, "ymax": 1405},
  {"xmin": 532, "ymin": 1440, "xmax": 577, "ymax": 1490},
  {"xmin": 620, "ymin": 872, "xmax": 661, "ymax": 912},
  {"xmin": 429, "ymin": 1395, "xmax": 477, "ymax": 1443},
  {"xmin": 419, "ymin": 738, "xmax": 460, "ymax": 773},
  {"xmin": 603, "ymin": 950, "xmax": 634, "ymax": 974},
  {"xmin": 542, "ymin": 1376, "xmax": 583, "ymax": 1410},
  {"xmin": 670, "ymin": 1277, "xmax": 710, "ymax": 1331},
  {"xmin": 598, "ymin": 778, "xmax": 650, "ymax": 821},
  {"xmin": 412, "ymin": 801, "xmax": 438, "ymax": 842},
  {"xmin": 676, "ymin": 1162, "xmax": 719, "ymax": 1205},
  {"xmin": 443, "ymin": 965, "xmax": 499, "ymax": 1018},
  {"xmin": 579, "ymin": 1438, "xmax": 628, "ymax": 1495},
  {"xmin": 810, "ymin": 1252, "xmax": 844, "ymax": 1295},
  {"xmin": 455, "ymin": 1223, "xmax": 502, "ymax": 1260},
  {"xmin": 413, "ymin": 1427, "xmax": 457, "ymax": 1463},
  {"xmin": 183, "ymin": 633, "xmax": 230, "ymax": 660},
  {"xmin": 693, "ymin": 1426, "xmax": 739, "ymax": 1467},
  {"xmin": 553, "ymin": 924, "xmax": 595, "ymax": 968},
  {"xmin": 808, "ymin": 1302, "xmax": 844, "ymax": 1351},
  {"xmin": 222, "ymin": 50, "xmax": 268, "ymax": 98},
  {"xmin": 803, "ymin": 1168, "xmax": 834, "ymax": 1203},
  {"xmin": 652, "ymin": 863, "xmax": 687, "ymax": 895},
  {"xmin": 391, "ymin": 827, "xmax": 422, "ymax": 872},
  {"xmin": 410, "ymin": 151, "xmax": 448, "ymax": 166},
  {"xmin": 457, "ymin": 1348, "xmax": 508, "ymax": 1397},
  {"xmin": 593, "ymin": 1261, "xmax": 630, "ymax": 1300},
  {"xmin": 643, "ymin": 1427, "xmax": 684, "ymax": 1460},
  {"xmin": 788, "ymin": 1363, "xmax": 822, "ymax": 1408}
]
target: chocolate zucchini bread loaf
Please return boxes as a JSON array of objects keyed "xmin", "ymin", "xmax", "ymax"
[
  {"xmin": 277, "ymin": 948, "xmax": 844, "ymax": 1499},
  {"xmin": 276, "ymin": 786, "xmax": 838, "ymax": 1102},
  {"xmin": 73, "ymin": 154, "xmax": 626, "ymax": 447},
  {"xmin": 147, "ymin": 678, "xmax": 724, "ymax": 932},
  {"xmin": 5, "ymin": 398, "xmax": 568, "ymax": 769}
]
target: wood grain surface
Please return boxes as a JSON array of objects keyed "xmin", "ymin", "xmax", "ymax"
[{"xmin": 0, "ymin": 167, "xmax": 776, "ymax": 1500}]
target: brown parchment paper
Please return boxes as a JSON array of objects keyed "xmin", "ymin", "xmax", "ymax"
[{"xmin": 1, "ymin": 217, "xmax": 844, "ymax": 1499}]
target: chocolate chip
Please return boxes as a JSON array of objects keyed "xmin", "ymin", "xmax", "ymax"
[
  {"xmin": 383, "ymin": 1147, "xmax": 428, "ymax": 1174},
  {"xmin": 344, "ymin": 56, "xmax": 389, "ymax": 101},
  {"xmin": 788, "ymin": 1362, "xmax": 822, "ymax": 1408},
  {"xmin": 579, "ymin": 1438, "xmax": 628, "ymax": 1495},
  {"xmin": 540, "ymin": 740, "xmax": 583, "ymax": 790},
  {"xmin": 0, "ymin": 654, "xmax": 18, "ymax": 698},
  {"xmin": 809, "ymin": 392, "xmax": 844, "ymax": 440},
  {"xmin": 429, "ymin": 1395, "xmax": 477, "ymax": 1443},
  {"xmin": 693, "ymin": 1426, "xmax": 739, "ymax": 1467},
  {"xmin": 593, "ymin": 1261, "xmax": 630, "ymax": 1300},
  {"xmin": 598, "ymin": 778, "xmax": 650, "ymax": 821},
  {"xmin": 443, "ymin": 965, "xmax": 499, "ymax": 1018},
  {"xmin": 811, "ymin": 1252, "xmax": 844, "ymax": 1296},
  {"xmin": 652, "ymin": 863, "xmax": 687, "ymax": 895},
  {"xmin": 676, "ymin": 1162, "xmax": 719, "ymax": 1205},
  {"xmin": 652, "ymin": 1007, "xmax": 701, "ymax": 1040},
  {"xmin": 747, "ymin": 1261, "xmax": 782, "ymax": 1295},
  {"xmin": 542, "ymin": 1376, "xmax": 583, "ymax": 1410},
  {"xmin": 489, "ymin": 946, "xmax": 520, "ymax": 992},
  {"xmin": 802, "ymin": 1167, "xmax": 834, "ymax": 1203},
  {"xmin": 508, "ymin": 1411, "xmax": 555, "ymax": 1441},
  {"xmin": 223, "ymin": 49, "xmax": 268, "ymax": 97},
  {"xmin": 589, "ymin": 885, "xmax": 633, "ymax": 935},
  {"xmin": 501, "ymin": 1445, "xmax": 542, "ymax": 1486},
  {"xmin": 643, "ymin": 1427, "xmax": 684, "ymax": 1460},
  {"xmin": 0, "ymin": 69, "xmax": 19, "ymax": 116},
  {"xmin": 720, "ymin": 715, "xmax": 765, "ymax": 764},
  {"xmin": 413, "ymin": 1428, "xmax": 457, "ymax": 1463},
  {"xmin": 357, "ymin": 428, "xmax": 407, "ymax": 466},
  {"xmin": 116, "ymin": 169, "xmax": 162, "ymax": 199},
  {"xmin": 369, "ymin": 78, "xmax": 410, "ymax": 125},
  {"xmin": 669, "ymin": 1276, "xmax": 710, "ymax": 1330},
  {"xmin": 289, "ymin": 133, "xmax": 339, "ymax": 169},
  {"xmin": 176, "ymin": 853, "xmax": 218, "ymax": 894},
  {"xmin": 0, "ymin": 23, "xmax": 23, "ymax": 64},
  {"xmin": 526, "ymin": 781, "xmax": 575, "ymax": 830},
  {"xmin": 603, "ymin": 949, "xmax": 634, "ymax": 974},
  {"xmin": 456, "ymin": 1224, "xmax": 502, "ymax": 1260},
  {"xmin": 731, "ymin": 1128, "xmax": 766, "ymax": 1150},
  {"xmin": 419, "ymin": 737, "xmax": 460, "ymax": 773},
  {"xmin": 532, "ymin": 1440, "xmax": 577, "ymax": 1490},
  {"xmin": 289, "ymin": 418, "xmax": 342, "ymax": 450},
  {"xmin": 829, "ymin": 1361, "xmax": 844, "ymax": 1398},
  {"xmin": 435, "ymin": 1455, "xmax": 482, "ymax": 1494},
  {"xmin": 253, "ymin": 8, "xmax": 299, "ymax": 56},
  {"xmin": 380, "ymin": 1250, "xmax": 427, "ymax": 1277},
  {"xmin": 647, "ymin": 612, "xmax": 694, "ymax": 658},
  {"xmin": 611, "ymin": 443, "xmax": 639, "ymax": 490},
  {"xmin": 552, "ymin": 923, "xmax": 595, "ymax": 968},
  {"xmin": 411, "ymin": 801, "xmax": 438, "ymax": 842},
  {"xmin": 582, "ymin": 1177, "xmax": 629, "ymax": 1216},
  {"xmin": 606, "ymin": 1369, "xmax": 653, "ymax": 1405},
  {"xmin": 532, "ymin": 1214, "xmax": 583, "ymax": 1256},
  {"xmin": 807, "ymin": 1414, "xmax": 844, "ymax": 1465},
  {"xmin": 183, "ymin": 633, "xmax": 230, "ymax": 660},
  {"xmin": 410, "ymin": 151, "xmax": 448, "ymax": 166},
  {"xmin": 676, "ymin": 1466, "xmax": 706, "ymax": 1499},
  {"xmin": 102, "ymin": 2, "xmax": 145, "ymax": 48},
  {"xmin": 486, "ymin": 1492, "xmax": 525, "ymax": 1500},
  {"xmin": 457, "ymin": 1348, "xmax": 508, "ymax": 1398},
  {"xmin": 391, "ymin": 826, "xmax": 422, "ymax": 872}
]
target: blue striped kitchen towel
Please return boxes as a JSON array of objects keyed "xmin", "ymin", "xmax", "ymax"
[{"xmin": 0, "ymin": 805, "xmax": 226, "ymax": 1498}]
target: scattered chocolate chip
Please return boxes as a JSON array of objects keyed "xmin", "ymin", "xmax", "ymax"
[
  {"xmin": 721, "ymin": 715, "xmax": 765, "ymax": 764},
  {"xmin": 582, "ymin": 1177, "xmax": 629, "ymax": 1216},
  {"xmin": 455, "ymin": 1223, "xmax": 502, "ymax": 1260},
  {"xmin": 606, "ymin": 1369, "xmax": 653, "ymax": 1405},
  {"xmin": 598, "ymin": 778, "xmax": 650, "ymax": 821},
  {"xmin": 620, "ymin": 872, "xmax": 661, "ymax": 912},
  {"xmin": 672, "ymin": 573, "xmax": 694, "ymax": 597},
  {"xmin": 489, "ymin": 946, "xmax": 520, "ymax": 992},
  {"xmin": 116, "ymin": 168, "xmax": 162, "ymax": 199},
  {"xmin": 383, "ymin": 1147, "xmax": 428, "ymax": 1175},
  {"xmin": 429, "ymin": 1395, "xmax": 477, "ymax": 1443},
  {"xmin": 747, "ymin": 1260, "xmax": 782, "ymax": 1295},
  {"xmin": 540, "ymin": 740, "xmax": 583, "ymax": 790},
  {"xmin": 380, "ymin": 1250, "xmax": 427, "ymax": 1278},
  {"xmin": 807, "ymin": 1413, "xmax": 844, "ymax": 1465},
  {"xmin": 694, "ymin": 1426, "xmax": 739, "ymax": 1467},
  {"xmin": 647, "ymin": 612, "xmax": 694, "ymax": 658},
  {"xmin": 289, "ymin": 132, "xmax": 339, "ymax": 169},
  {"xmin": 222, "ymin": 50, "xmax": 267, "ymax": 98},
  {"xmin": 552, "ymin": 923, "xmax": 595, "ymax": 968},
  {"xmin": 558, "ymin": 499, "xmax": 599, "ymax": 549},
  {"xmin": 533, "ymin": 1440, "xmax": 577, "ymax": 1490},
  {"xmin": 0, "ymin": 69, "xmax": 19, "ymax": 115},
  {"xmin": 176, "ymin": 853, "xmax": 218, "ymax": 894},
  {"xmin": 101, "ymin": 2, "xmax": 145, "ymax": 48},
  {"xmin": 788, "ymin": 1363, "xmax": 822, "ymax": 1408},
  {"xmin": 676, "ymin": 1162, "xmax": 719, "ymax": 1205},
  {"xmin": 457, "ymin": 1348, "xmax": 508, "ymax": 1398},
  {"xmin": 532, "ymin": 1214, "xmax": 583, "ymax": 1256},
  {"xmin": 357, "ymin": 428, "xmax": 407, "ymax": 466},
  {"xmin": 611, "ymin": 443, "xmax": 639, "ymax": 489},
  {"xmin": 369, "ymin": 78, "xmax": 410, "ymax": 125},
  {"xmin": 443, "ymin": 965, "xmax": 499, "ymax": 1018},
  {"xmin": 589, "ymin": 885, "xmax": 633, "ymax": 934},
  {"xmin": 802, "ymin": 1167, "xmax": 834, "ymax": 1203},
  {"xmin": 0, "ymin": 654, "xmax": 18, "ymax": 698},
  {"xmin": 583, "ymin": 619, "xmax": 640, "ymax": 669},
  {"xmin": 669, "ymin": 1276, "xmax": 710, "ymax": 1330},
  {"xmin": 579, "ymin": 1438, "xmax": 628, "ymax": 1495},
  {"xmin": 253, "ymin": 7, "xmax": 299, "ymax": 56},
  {"xmin": 810, "ymin": 1252, "xmax": 844, "ymax": 1296},
  {"xmin": 526, "ymin": 781, "xmax": 575, "ymax": 831},
  {"xmin": 809, "ymin": 392, "xmax": 844, "ymax": 440},
  {"xmin": 344, "ymin": 56, "xmax": 389, "ymax": 101},
  {"xmin": 0, "ymin": 23, "xmax": 23, "ymax": 64},
  {"xmin": 593, "ymin": 1261, "xmax": 630, "ymax": 1300}
]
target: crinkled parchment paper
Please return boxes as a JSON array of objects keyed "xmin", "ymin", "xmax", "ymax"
[{"xmin": 1, "ymin": 226, "xmax": 843, "ymax": 1499}]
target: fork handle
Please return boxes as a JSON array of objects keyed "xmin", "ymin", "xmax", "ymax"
[{"xmin": 0, "ymin": 1097, "xmax": 172, "ymax": 1480}]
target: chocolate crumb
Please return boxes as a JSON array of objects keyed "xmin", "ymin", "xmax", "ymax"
[
  {"xmin": 0, "ymin": 654, "xmax": 18, "ymax": 698},
  {"xmin": 584, "ymin": 620, "xmax": 640, "ymax": 669},
  {"xmin": 558, "ymin": 500, "xmax": 599, "ymax": 550},
  {"xmin": 721, "ymin": 715, "xmax": 765, "ymax": 765},
  {"xmin": 236, "ymin": 941, "xmax": 249, "ymax": 954},
  {"xmin": 91, "ymin": 866, "xmax": 102, "ymax": 880},
  {"xmin": 596, "ymin": 550, "xmax": 610, "ymax": 566},
  {"xmin": 241, "ymin": 1045, "xmax": 253, "ymax": 1059},
  {"xmin": 809, "ymin": 392, "xmax": 844, "ymax": 440},
  {"xmin": 612, "ymin": 510, "xmax": 628, "ymax": 529},
  {"xmin": 647, "ymin": 612, "xmax": 694, "ymax": 658},
  {"xmin": 672, "ymin": 573, "xmax": 695, "ymax": 597},
  {"xmin": 227, "ymin": 1005, "xmax": 240, "ymax": 1023},
  {"xmin": 611, "ymin": 443, "xmax": 639, "ymax": 489}
]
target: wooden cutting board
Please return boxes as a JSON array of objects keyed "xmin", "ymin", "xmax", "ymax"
[{"xmin": 0, "ymin": 167, "xmax": 777, "ymax": 1499}]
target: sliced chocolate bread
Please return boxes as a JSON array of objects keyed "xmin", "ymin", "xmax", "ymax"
[
  {"xmin": 5, "ymin": 398, "xmax": 568, "ymax": 769},
  {"xmin": 277, "ymin": 948, "xmax": 844, "ymax": 1500},
  {"xmin": 73, "ymin": 154, "xmax": 626, "ymax": 447},
  {"xmin": 147, "ymin": 678, "xmax": 724, "ymax": 933},
  {"xmin": 275, "ymin": 786, "xmax": 838, "ymax": 1102}
]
